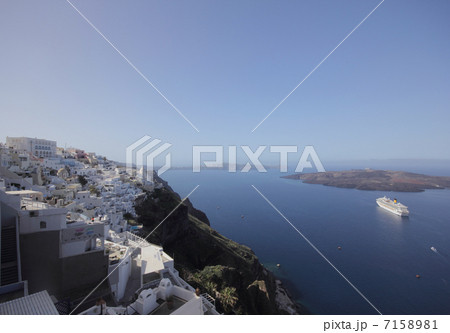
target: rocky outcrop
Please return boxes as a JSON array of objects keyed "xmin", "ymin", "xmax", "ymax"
[
  {"xmin": 135, "ymin": 183, "xmax": 305, "ymax": 315},
  {"xmin": 283, "ymin": 169, "xmax": 450, "ymax": 192}
]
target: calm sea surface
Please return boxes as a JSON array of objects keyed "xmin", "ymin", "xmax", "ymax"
[{"xmin": 162, "ymin": 168, "xmax": 450, "ymax": 315}]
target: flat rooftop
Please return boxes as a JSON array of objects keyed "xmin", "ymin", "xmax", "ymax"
[
  {"xmin": 105, "ymin": 242, "xmax": 129, "ymax": 264},
  {"xmin": 150, "ymin": 296, "xmax": 186, "ymax": 315},
  {"xmin": 6, "ymin": 190, "xmax": 42, "ymax": 195}
]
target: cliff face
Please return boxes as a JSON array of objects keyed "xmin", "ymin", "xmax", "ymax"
[{"xmin": 135, "ymin": 184, "xmax": 304, "ymax": 315}]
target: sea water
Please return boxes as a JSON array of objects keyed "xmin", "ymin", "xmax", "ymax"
[{"xmin": 162, "ymin": 168, "xmax": 450, "ymax": 315}]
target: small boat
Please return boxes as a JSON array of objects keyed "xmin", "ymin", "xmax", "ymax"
[
  {"xmin": 431, "ymin": 247, "xmax": 437, "ymax": 253},
  {"xmin": 241, "ymin": 215, "xmax": 245, "ymax": 219}
]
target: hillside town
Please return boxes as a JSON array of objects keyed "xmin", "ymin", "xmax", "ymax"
[{"xmin": 0, "ymin": 136, "xmax": 219, "ymax": 315}]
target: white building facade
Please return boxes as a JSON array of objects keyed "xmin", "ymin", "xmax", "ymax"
[{"xmin": 6, "ymin": 137, "xmax": 57, "ymax": 158}]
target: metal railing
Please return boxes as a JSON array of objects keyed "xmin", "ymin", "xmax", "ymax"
[
  {"xmin": 201, "ymin": 293, "xmax": 215, "ymax": 307},
  {"xmin": 201, "ymin": 293, "xmax": 219, "ymax": 314},
  {"xmin": 120, "ymin": 231, "xmax": 151, "ymax": 248}
]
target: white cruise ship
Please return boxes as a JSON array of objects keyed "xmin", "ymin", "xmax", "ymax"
[{"xmin": 376, "ymin": 196, "xmax": 409, "ymax": 216}]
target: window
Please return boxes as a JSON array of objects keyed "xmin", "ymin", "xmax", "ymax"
[{"xmin": 40, "ymin": 221, "xmax": 47, "ymax": 229}]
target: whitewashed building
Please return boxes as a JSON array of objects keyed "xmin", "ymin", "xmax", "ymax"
[{"xmin": 6, "ymin": 137, "xmax": 57, "ymax": 158}]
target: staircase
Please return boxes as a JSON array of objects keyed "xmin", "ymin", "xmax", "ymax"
[{"xmin": 1, "ymin": 226, "xmax": 19, "ymax": 286}]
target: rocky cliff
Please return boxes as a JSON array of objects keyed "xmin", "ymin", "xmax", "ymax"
[
  {"xmin": 135, "ymin": 179, "xmax": 305, "ymax": 315},
  {"xmin": 283, "ymin": 169, "xmax": 450, "ymax": 192}
]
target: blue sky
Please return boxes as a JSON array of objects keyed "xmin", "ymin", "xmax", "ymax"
[{"xmin": 0, "ymin": 0, "xmax": 449, "ymax": 166}]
